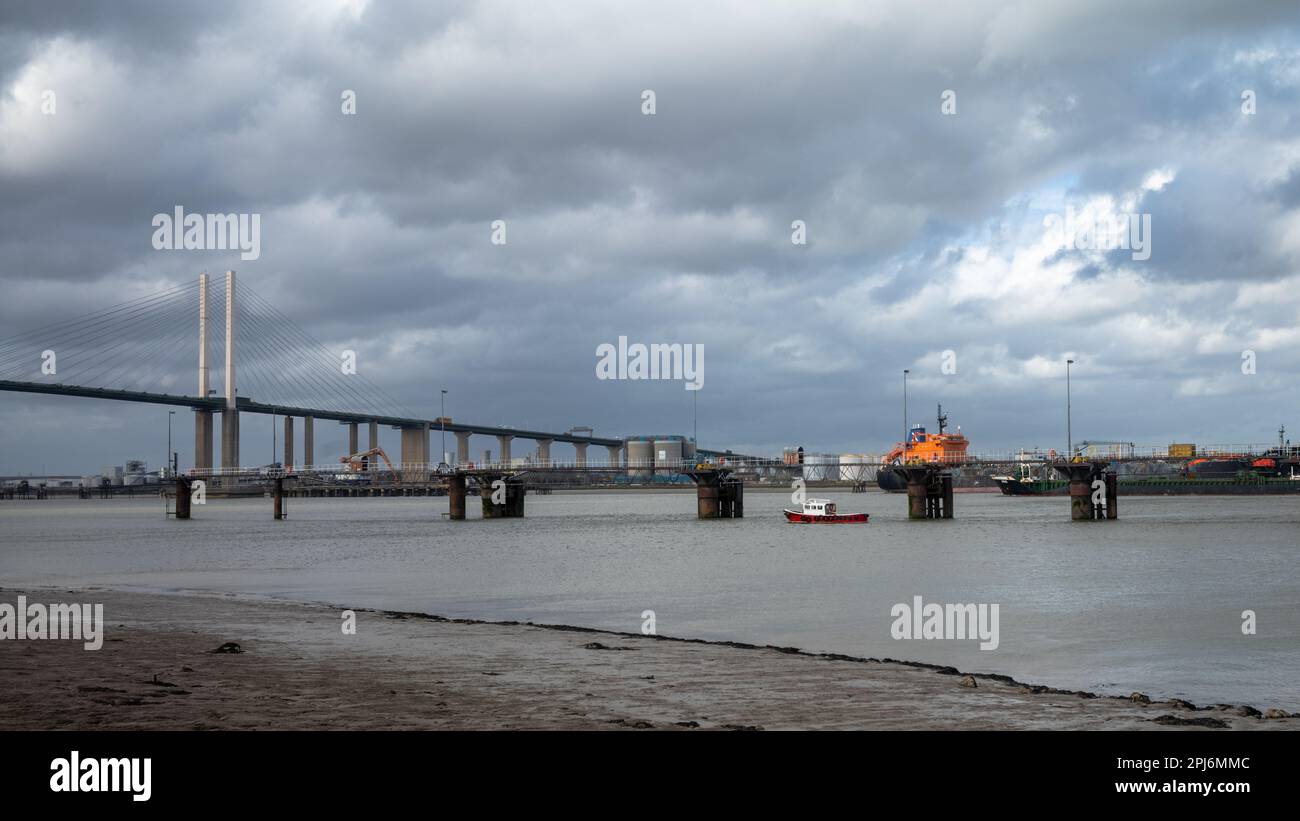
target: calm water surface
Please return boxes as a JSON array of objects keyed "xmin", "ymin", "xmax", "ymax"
[{"xmin": 1, "ymin": 491, "xmax": 1297, "ymax": 709}]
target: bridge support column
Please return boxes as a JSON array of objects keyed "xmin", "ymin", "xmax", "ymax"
[
  {"xmin": 221, "ymin": 270, "xmax": 238, "ymax": 471},
  {"xmin": 303, "ymin": 416, "xmax": 314, "ymax": 468},
  {"xmin": 400, "ymin": 425, "xmax": 428, "ymax": 478},
  {"xmin": 448, "ymin": 474, "xmax": 467, "ymax": 520},
  {"xmin": 221, "ymin": 410, "xmax": 240, "ymax": 471},
  {"xmin": 606, "ymin": 444, "xmax": 622, "ymax": 467},
  {"xmin": 194, "ymin": 272, "xmax": 213, "ymax": 474},
  {"xmin": 369, "ymin": 420, "xmax": 379, "ymax": 452},
  {"xmin": 497, "ymin": 435, "xmax": 512, "ymax": 465},
  {"xmin": 283, "ymin": 416, "xmax": 294, "ymax": 468},
  {"xmin": 536, "ymin": 438, "xmax": 552, "ymax": 465},
  {"xmin": 456, "ymin": 431, "xmax": 471, "ymax": 465},
  {"xmin": 1052, "ymin": 461, "xmax": 1115, "ymax": 521},
  {"xmin": 347, "ymin": 422, "xmax": 358, "ymax": 456},
  {"xmin": 574, "ymin": 442, "xmax": 588, "ymax": 467},
  {"xmin": 194, "ymin": 410, "xmax": 213, "ymax": 473}
]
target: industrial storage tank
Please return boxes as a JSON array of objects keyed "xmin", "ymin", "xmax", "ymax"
[
  {"xmin": 802, "ymin": 453, "xmax": 839, "ymax": 482},
  {"xmin": 839, "ymin": 453, "xmax": 870, "ymax": 482},
  {"xmin": 654, "ymin": 438, "xmax": 684, "ymax": 475},
  {"xmin": 683, "ymin": 439, "xmax": 697, "ymax": 462},
  {"xmin": 626, "ymin": 438, "xmax": 654, "ymax": 480}
]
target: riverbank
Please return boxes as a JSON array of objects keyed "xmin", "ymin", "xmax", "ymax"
[{"xmin": 0, "ymin": 587, "xmax": 1292, "ymax": 730}]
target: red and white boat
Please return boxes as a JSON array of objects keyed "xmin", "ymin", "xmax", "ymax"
[{"xmin": 783, "ymin": 498, "xmax": 869, "ymax": 524}]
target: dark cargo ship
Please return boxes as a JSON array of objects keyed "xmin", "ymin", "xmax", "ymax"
[{"xmin": 994, "ymin": 434, "xmax": 1300, "ymax": 496}]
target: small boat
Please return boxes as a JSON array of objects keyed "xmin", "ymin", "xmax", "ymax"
[{"xmin": 783, "ymin": 498, "xmax": 869, "ymax": 524}]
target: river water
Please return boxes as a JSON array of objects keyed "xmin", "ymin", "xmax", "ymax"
[{"xmin": 1, "ymin": 490, "xmax": 1296, "ymax": 710}]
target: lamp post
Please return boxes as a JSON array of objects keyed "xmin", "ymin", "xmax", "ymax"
[
  {"xmin": 1066, "ymin": 358, "xmax": 1074, "ymax": 458},
  {"xmin": 166, "ymin": 410, "xmax": 175, "ymax": 478},
  {"xmin": 902, "ymin": 369, "xmax": 910, "ymax": 459},
  {"xmin": 693, "ymin": 389, "xmax": 698, "ymax": 449},
  {"xmin": 440, "ymin": 389, "xmax": 448, "ymax": 466}
]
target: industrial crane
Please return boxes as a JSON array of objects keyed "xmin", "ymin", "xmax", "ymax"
[{"xmin": 339, "ymin": 447, "xmax": 398, "ymax": 475}]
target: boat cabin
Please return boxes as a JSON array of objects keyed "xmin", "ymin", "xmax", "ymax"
[{"xmin": 803, "ymin": 499, "xmax": 836, "ymax": 515}]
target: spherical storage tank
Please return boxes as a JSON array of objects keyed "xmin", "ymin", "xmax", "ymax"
[{"xmin": 626, "ymin": 438, "xmax": 654, "ymax": 479}]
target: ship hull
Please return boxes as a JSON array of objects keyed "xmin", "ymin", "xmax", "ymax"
[
  {"xmin": 996, "ymin": 477, "xmax": 1300, "ymax": 496},
  {"xmin": 783, "ymin": 509, "xmax": 869, "ymax": 523}
]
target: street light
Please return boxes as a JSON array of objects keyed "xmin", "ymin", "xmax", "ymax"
[
  {"xmin": 166, "ymin": 410, "xmax": 175, "ymax": 479},
  {"xmin": 903, "ymin": 369, "xmax": 910, "ymax": 459},
  {"xmin": 440, "ymin": 389, "xmax": 448, "ymax": 466},
  {"xmin": 1066, "ymin": 358, "xmax": 1075, "ymax": 458}
]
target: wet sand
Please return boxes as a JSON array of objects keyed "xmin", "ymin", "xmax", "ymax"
[{"xmin": 0, "ymin": 587, "xmax": 1292, "ymax": 730}]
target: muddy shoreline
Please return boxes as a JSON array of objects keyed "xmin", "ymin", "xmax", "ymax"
[{"xmin": 0, "ymin": 586, "xmax": 1292, "ymax": 730}]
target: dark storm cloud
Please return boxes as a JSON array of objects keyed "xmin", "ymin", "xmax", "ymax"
[{"xmin": 2, "ymin": 0, "xmax": 1300, "ymax": 473}]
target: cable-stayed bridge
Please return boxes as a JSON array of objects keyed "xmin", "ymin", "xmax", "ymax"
[{"xmin": 0, "ymin": 272, "xmax": 667, "ymax": 472}]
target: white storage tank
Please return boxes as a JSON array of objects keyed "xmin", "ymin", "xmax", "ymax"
[
  {"xmin": 654, "ymin": 438, "xmax": 684, "ymax": 475},
  {"xmin": 626, "ymin": 439, "xmax": 654, "ymax": 479},
  {"xmin": 802, "ymin": 453, "xmax": 839, "ymax": 482}
]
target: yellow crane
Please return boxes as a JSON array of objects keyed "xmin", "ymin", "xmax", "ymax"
[{"xmin": 339, "ymin": 447, "xmax": 398, "ymax": 475}]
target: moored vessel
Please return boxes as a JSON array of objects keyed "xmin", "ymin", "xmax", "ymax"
[{"xmin": 783, "ymin": 498, "xmax": 869, "ymax": 523}]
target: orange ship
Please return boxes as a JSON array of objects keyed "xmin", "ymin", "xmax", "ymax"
[{"xmin": 876, "ymin": 405, "xmax": 969, "ymax": 491}]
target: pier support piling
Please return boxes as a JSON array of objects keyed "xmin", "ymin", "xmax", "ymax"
[
  {"xmin": 455, "ymin": 431, "xmax": 471, "ymax": 466},
  {"xmin": 174, "ymin": 476, "xmax": 191, "ymax": 520},
  {"xmin": 448, "ymin": 474, "xmax": 467, "ymax": 520},
  {"xmin": 273, "ymin": 477, "xmax": 285, "ymax": 520},
  {"xmin": 480, "ymin": 476, "xmax": 525, "ymax": 518},
  {"xmin": 1052, "ymin": 461, "xmax": 1116, "ymax": 521},
  {"xmin": 893, "ymin": 466, "xmax": 954, "ymax": 519}
]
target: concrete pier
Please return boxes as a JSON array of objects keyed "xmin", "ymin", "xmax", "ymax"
[
  {"xmin": 892, "ymin": 465, "xmax": 953, "ymax": 519},
  {"xmin": 368, "ymin": 420, "xmax": 379, "ymax": 452},
  {"xmin": 448, "ymin": 474, "xmax": 467, "ymax": 520},
  {"xmin": 194, "ymin": 272, "xmax": 214, "ymax": 472},
  {"xmin": 348, "ymin": 423, "xmax": 358, "ymax": 456},
  {"xmin": 481, "ymin": 477, "xmax": 525, "ymax": 518},
  {"xmin": 303, "ymin": 416, "xmax": 314, "ymax": 467},
  {"xmin": 536, "ymin": 439, "xmax": 552, "ymax": 464},
  {"xmin": 283, "ymin": 416, "xmax": 294, "ymax": 468},
  {"xmin": 606, "ymin": 444, "xmax": 622, "ymax": 467},
  {"xmin": 455, "ymin": 431, "xmax": 471, "ymax": 465},
  {"xmin": 1051, "ymin": 460, "xmax": 1116, "ymax": 521},
  {"xmin": 220, "ymin": 271, "xmax": 239, "ymax": 471},
  {"xmin": 273, "ymin": 477, "xmax": 285, "ymax": 520},
  {"xmin": 574, "ymin": 442, "xmax": 588, "ymax": 466},
  {"xmin": 497, "ymin": 435, "xmax": 512, "ymax": 464},
  {"xmin": 174, "ymin": 476, "xmax": 192, "ymax": 520},
  {"xmin": 688, "ymin": 467, "xmax": 743, "ymax": 519}
]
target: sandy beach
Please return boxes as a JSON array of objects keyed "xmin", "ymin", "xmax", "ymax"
[{"xmin": 0, "ymin": 586, "xmax": 1294, "ymax": 730}]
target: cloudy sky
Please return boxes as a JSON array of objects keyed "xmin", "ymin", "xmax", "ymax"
[{"xmin": 2, "ymin": 0, "xmax": 1299, "ymax": 473}]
